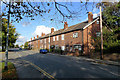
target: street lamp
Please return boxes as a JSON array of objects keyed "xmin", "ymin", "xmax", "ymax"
[
  {"xmin": 4, "ymin": 0, "xmax": 11, "ymax": 70},
  {"xmin": 100, "ymin": 5, "xmax": 103, "ymax": 60}
]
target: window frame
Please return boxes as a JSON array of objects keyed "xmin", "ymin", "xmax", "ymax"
[
  {"xmin": 53, "ymin": 36, "xmax": 55, "ymax": 41},
  {"xmin": 61, "ymin": 34, "xmax": 64, "ymax": 40},
  {"xmin": 56, "ymin": 36, "xmax": 59, "ymax": 41},
  {"xmin": 73, "ymin": 32, "xmax": 78, "ymax": 38},
  {"xmin": 97, "ymin": 20, "xmax": 99, "ymax": 24},
  {"xmin": 61, "ymin": 46, "xmax": 65, "ymax": 51}
]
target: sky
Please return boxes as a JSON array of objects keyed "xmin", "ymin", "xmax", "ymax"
[{"xmin": 1, "ymin": 1, "xmax": 100, "ymax": 46}]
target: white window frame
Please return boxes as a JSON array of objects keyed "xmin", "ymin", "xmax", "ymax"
[
  {"xmin": 97, "ymin": 20, "xmax": 99, "ymax": 24},
  {"xmin": 74, "ymin": 45, "xmax": 82, "ymax": 51},
  {"xmin": 61, "ymin": 46, "xmax": 65, "ymax": 51},
  {"xmin": 53, "ymin": 36, "xmax": 55, "ymax": 41},
  {"xmin": 73, "ymin": 32, "xmax": 78, "ymax": 38},
  {"xmin": 56, "ymin": 36, "xmax": 59, "ymax": 41},
  {"xmin": 44, "ymin": 39, "xmax": 46, "ymax": 43},
  {"xmin": 61, "ymin": 34, "xmax": 64, "ymax": 40},
  {"xmin": 45, "ymin": 44, "xmax": 46, "ymax": 49},
  {"xmin": 49, "ymin": 37, "xmax": 50, "ymax": 42},
  {"xmin": 40, "ymin": 40, "xmax": 42, "ymax": 43}
]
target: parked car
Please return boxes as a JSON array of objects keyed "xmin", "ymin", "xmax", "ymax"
[
  {"xmin": 39, "ymin": 49, "xmax": 47, "ymax": 54},
  {"xmin": 19, "ymin": 47, "xmax": 22, "ymax": 50}
]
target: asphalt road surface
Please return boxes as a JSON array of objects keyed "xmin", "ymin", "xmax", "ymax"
[{"xmin": 0, "ymin": 50, "xmax": 120, "ymax": 78}]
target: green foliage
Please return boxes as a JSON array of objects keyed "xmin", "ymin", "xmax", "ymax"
[
  {"xmin": 54, "ymin": 49, "xmax": 62, "ymax": 54},
  {"xmin": 20, "ymin": 45, "xmax": 23, "ymax": 48},
  {"xmin": 103, "ymin": 2, "xmax": 120, "ymax": 28},
  {"xmin": 2, "ymin": 18, "xmax": 19, "ymax": 51},
  {"xmin": 92, "ymin": 2, "xmax": 120, "ymax": 53},
  {"xmin": 15, "ymin": 44, "xmax": 19, "ymax": 48},
  {"xmin": 24, "ymin": 42, "xmax": 28, "ymax": 49}
]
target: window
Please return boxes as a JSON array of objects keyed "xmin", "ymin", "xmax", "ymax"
[
  {"xmin": 49, "ymin": 37, "xmax": 50, "ymax": 42},
  {"xmin": 74, "ymin": 45, "xmax": 82, "ymax": 51},
  {"xmin": 61, "ymin": 46, "xmax": 65, "ymax": 51},
  {"xmin": 55, "ymin": 45, "xmax": 59, "ymax": 49},
  {"xmin": 61, "ymin": 34, "xmax": 64, "ymax": 40},
  {"xmin": 97, "ymin": 20, "xmax": 99, "ymax": 24},
  {"xmin": 45, "ymin": 45, "xmax": 46, "ymax": 49},
  {"xmin": 70, "ymin": 46, "xmax": 72, "ymax": 52},
  {"xmin": 56, "ymin": 36, "xmax": 59, "ymax": 41},
  {"xmin": 44, "ymin": 39, "xmax": 46, "ymax": 43},
  {"xmin": 73, "ymin": 32, "xmax": 78, "ymax": 38},
  {"xmin": 40, "ymin": 40, "xmax": 42, "ymax": 43},
  {"xmin": 96, "ymin": 32, "xmax": 100, "ymax": 37},
  {"xmin": 53, "ymin": 36, "xmax": 55, "ymax": 41}
]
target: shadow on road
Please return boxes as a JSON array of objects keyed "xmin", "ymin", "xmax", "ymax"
[{"xmin": 8, "ymin": 50, "xmax": 120, "ymax": 79}]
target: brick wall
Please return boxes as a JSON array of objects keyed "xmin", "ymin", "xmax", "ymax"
[
  {"xmin": 28, "ymin": 12, "xmax": 100, "ymax": 55},
  {"xmin": 83, "ymin": 20, "xmax": 100, "ymax": 55}
]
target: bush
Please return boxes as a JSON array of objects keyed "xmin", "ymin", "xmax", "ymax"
[{"xmin": 54, "ymin": 49, "xmax": 62, "ymax": 54}]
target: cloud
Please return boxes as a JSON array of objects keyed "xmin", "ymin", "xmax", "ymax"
[
  {"xmin": 93, "ymin": 13, "xmax": 98, "ymax": 18},
  {"xmin": 33, "ymin": 25, "xmax": 56, "ymax": 37},
  {"xmin": 15, "ymin": 36, "xmax": 26, "ymax": 45}
]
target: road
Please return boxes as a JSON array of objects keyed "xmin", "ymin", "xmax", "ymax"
[{"xmin": 0, "ymin": 50, "xmax": 120, "ymax": 78}]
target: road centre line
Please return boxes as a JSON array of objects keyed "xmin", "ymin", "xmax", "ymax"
[{"xmin": 20, "ymin": 59, "xmax": 56, "ymax": 80}]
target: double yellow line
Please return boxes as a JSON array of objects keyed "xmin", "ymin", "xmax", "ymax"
[{"xmin": 22, "ymin": 60, "xmax": 56, "ymax": 80}]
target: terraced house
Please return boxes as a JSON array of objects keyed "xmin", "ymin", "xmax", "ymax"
[{"xmin": 28, "ymin": 12, "xmax": 100, "ymax": 55}]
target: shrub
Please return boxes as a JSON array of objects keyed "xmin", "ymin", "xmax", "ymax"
[{"xmin": 54, "ymin": 49, "xmax": 62, "ymax": 54}]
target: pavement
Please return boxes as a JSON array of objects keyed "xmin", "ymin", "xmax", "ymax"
[
  {"xmin": 50, "ymin": 53, "xmax": 120, "ymax": 66},
  {"xmin": 8, "ymin": 59, "xmax": 47, "ymax": 79},
  {"xmin": 0, "ymin": 50, "xmax": 120, "ymax": 79}
]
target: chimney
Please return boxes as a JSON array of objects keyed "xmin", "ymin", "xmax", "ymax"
[
  {"xmin": 34, "ymin": 37, "xmax": 35, "ymax": 39},
  {"xmin": 88, "ymin": 12, "xmax": 93, "ymax": 23},
  {"xmin": 41, "ymin": 32, "xmax": 45, "ymax": 36},
  {"xmin": 64, "ymin": 22, "xmax": 68, "ymax": 29},
  {"xmin": 51, "ymin": 28, "xmax": 54, "ymax": 33},
  {"xmin": 37, "ymin": 35, "xmax": 39, "ymax": 38},
  {"xmin": 31, "ymin": 38, "xmax": 32, "ymax": 40}
]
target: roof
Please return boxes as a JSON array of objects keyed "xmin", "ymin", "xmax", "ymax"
[{"xmin": 28, "ymin": 17, "xmax": 99, "ymax": 42}]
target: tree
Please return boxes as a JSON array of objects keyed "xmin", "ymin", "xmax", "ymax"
[
  {"xmin": 24, "ymin": 42, "xmax": 28, "ymax": 49},
  {"xmin": 92, "ymin": 2, "xmax": 120, "ymax": 53},
  {"xmin": 1, "ymin": 0, "xmax": 96, "ymax": 22},
  {"xmin": 15, "ymin": 44, "xmax": 19, "ymax": 48},
  {"xmin": 20, "ymin": 45, "xmax": 23, "ymax": 48},
  {"xmin": 2, "ymin": 18, "xmax": 19, "ymax": 51},
  {"xmin": 1, "ymin": 0, "xmax": 96, "ymax": 69}
]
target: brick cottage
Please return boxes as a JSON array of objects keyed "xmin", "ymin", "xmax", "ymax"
[{"xmin": 28, "ymin": 12, "xmax": 100, "ymax": 55}]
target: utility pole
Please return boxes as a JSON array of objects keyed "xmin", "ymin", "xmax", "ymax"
[
  {"xmin": 4, "ymin": 0, "xmax": 11, "ymax": 70},
  {"xmin": 49, "ymin": 34, "xmax": 50, "ymax": 52},
  {"xmin": 100, "ymin": 6, "xmax": 103, "ymax": 60}
]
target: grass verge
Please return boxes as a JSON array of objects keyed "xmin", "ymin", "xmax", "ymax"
[{"xmin": 0, "ymin": 62, "xmax": 18, "ymax": 80}]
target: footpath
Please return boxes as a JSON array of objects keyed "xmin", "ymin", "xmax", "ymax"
[
  {"xmin": 48, "ymin": 53, "xmax": 120, "ymax": 66},
  {"xmin": 9, "ymin": 59, "xmax": 47, "ymax": 80}
]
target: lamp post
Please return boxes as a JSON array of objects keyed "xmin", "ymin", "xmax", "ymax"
[
  {"xmin": 4, "ymin": 0, "xmax": 11, "ymax": 70},
  {"xmin": 100, "ymin": 6, "xmax": 103, "ymax": 60},
  {"xmin": 49, "ymin": 33, "xmax": 50, "ymax": 52}
]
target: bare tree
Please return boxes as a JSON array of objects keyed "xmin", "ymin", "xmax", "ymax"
[{"xmin": 1, "ymin": 0, "xmax": 96, "ymax": 69}]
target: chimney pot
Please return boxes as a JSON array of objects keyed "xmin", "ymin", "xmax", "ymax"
[
  {"xmin": 51, "ymin": 28, "xmax": 54, "ymax": 33},
  {"xmin": 37, "ymin": 35, "xmax": 39, "ymax": 38},
  {"xmin": 88, "ymin": 12, "xmax": 93, "ymax": 23},
  {"xmin": 64, "ymin": 22, "xmax": 68, "ymax": 29},
  {"xmin": 41, "ymin": 32, "xmax": 45, "ymax": 36},
  {"xmin": 31, "ymin": 38, "xmax": 32, "ymax": 40},
  {"xmin": 34, "ymin": 37, "xmax": 35, "ymax": 39}
]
